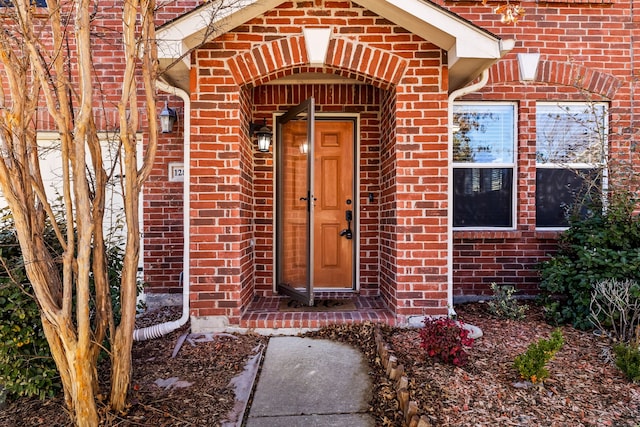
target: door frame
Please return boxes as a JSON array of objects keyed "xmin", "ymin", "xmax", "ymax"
[{"xmin": 272, "ymin": 112, "xmax": 361, "ymax": 296}]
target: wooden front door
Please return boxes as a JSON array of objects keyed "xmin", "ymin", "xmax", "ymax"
[
  {"xmin": 313, "ymin": 120, "xmax": 354, "ymax": 288},
  {"xmin": 276, "ymin": 98, "xmax": 355, "ymax": 304}
]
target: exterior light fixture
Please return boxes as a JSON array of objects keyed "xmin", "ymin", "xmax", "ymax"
[
  {"xmin": 299, "ymin": 142, "xmax": 309, "ymax": 154},
  {"xmin": 159, "ymin": 101, "xmax": 178, "ymax": 133},
  {"xmin": 250, "ymin": 118, "xmax": 273, "ymax": 152}
]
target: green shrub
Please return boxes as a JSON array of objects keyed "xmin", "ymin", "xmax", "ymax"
[
  {"xmin": 0, "ymin": 279, "xmax": 60, "ymax": 399},
  {"xmin": 538, "ymin": 193, "xmax": 640, "ymax": 329},
  {"xmin": 487, "ymin": 283, "xmax": 529, "ymax": 320},
  {"xmin": 613, "ymin": 342, "xmax": 640, "ymax": 383},
  {"xmin": 0, "ymin": 206, "xmax": 133, "ymax": 400},
  {"xmin": 0, "ymin": 206, "xmax": 61, "ymax": 399},
  {"xmin": 514, "ymin": 328, "xmax": 564, "ymax": 384}
]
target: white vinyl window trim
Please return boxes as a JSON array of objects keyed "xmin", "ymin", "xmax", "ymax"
[
  {"xmin": 452, "ymin": 101, "xmax": 518, "ymax": 230},
  {"xmin": 535, "ymin": 102, "xmax": 609, "ymax": 230}
]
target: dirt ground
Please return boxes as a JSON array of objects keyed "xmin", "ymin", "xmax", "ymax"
[{"xmin": 1, "ymin": 303, "xmax": 639, "ymax": 426}]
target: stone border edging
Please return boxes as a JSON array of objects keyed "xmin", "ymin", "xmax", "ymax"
[{"xmin": 374, "ymin": 327, "xmax": 431, "ymax": 427}]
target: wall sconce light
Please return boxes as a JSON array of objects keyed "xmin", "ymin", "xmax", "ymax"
[
  {"xmin": 299, "ymin": 142, "xmax": 309, "ymax": 154},
  {"xmin": 159, "ymin": 101, "xmax": 178, "ymax": 133},
  {"xmin": 250, "ymin": 118, "xmax": 273, "ymax": 152}
]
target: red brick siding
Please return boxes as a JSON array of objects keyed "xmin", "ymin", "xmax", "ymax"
[
  {"xmin": 175, "ymin": 0, "xmax": 451, "ymax": 320},
  {"xmin": 438, "ymin": 0, "xmax": 639, "ymax": 297},
  {"xmin": 239, "ymin": 86, "xmax": 255, "ymax": 316},
  {"xmin": 141, "ymin": 0, "xmax": 640, "ymax": 316},
  {"xmin": 0, "ymin": 1, "xmax": 194, "ymax": 295},
  {"xmin": 188, "ymin": 38, "xmax": 245, "ymax": 321},
  {"xmin": 12, "ymin": 0, "xmax": 636, "ymax": 321},
  {"xmin": 393, "ymin": 58, "xmax": 450, "ymax": 318},
  {"xmin": 379, "ymin": 88, "xmax": 399, "ymax": 312},
  {"xmin": 143, "ymin": 99, "xmax": 185, "ymax": 294}
]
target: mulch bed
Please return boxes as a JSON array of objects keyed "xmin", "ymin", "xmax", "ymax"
[
  {"xmin": 0, "ymin": 307, "xmax": 268, "ymax": 426},
  {"xmin": 384, "ymin": 303, "xmax": 640, "ymax": 426},
  {"xmin": 2, "ymin": 303, "xmax": 639, "ymax": 426}
]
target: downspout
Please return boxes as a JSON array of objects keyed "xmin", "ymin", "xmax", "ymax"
[
  {"xmin": 134, "ymin": 80, "xmax": 191, "ymax": 341},
  {"xmin": 446, "ymin": 70, "xmax": 490, "ymax": 317}
]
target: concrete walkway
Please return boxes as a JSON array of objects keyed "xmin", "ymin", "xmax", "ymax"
[{"xmin": 245, "ymin": 336, "xmax": 375, "ymax": 427}]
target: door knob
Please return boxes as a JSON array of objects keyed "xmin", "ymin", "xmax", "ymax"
[
  {"xmin": 339, "ymin": 228, "xmax": 353, "ymax": 239},
  {"xmin": 340, "ymin": 209, "xmax": 353, "ymax": 240}
]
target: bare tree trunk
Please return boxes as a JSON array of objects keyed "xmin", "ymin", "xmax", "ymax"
[
  {"xmin": 109, "ymin": 0, "xmax": 158, "ymax": 410},
  {"xmin": 0, "ymin": 0, "xmax": 163, "ymax": 422},
  {"xmin": 0, "ymin": 1, "xmax": 110, "ymax": 424},
  {"xmin": 10, "ymin": 219, "xmax": 100, "ymax": 425}
]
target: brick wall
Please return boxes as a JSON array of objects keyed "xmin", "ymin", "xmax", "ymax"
[
  {"xmin": 0, "ymin": 1, "xmax": 195, "ymax": 295},
  {"xmin": 12, "ymin": 0, "xmax": 638, "ymax": 321},
  {"xmin": 438, "ymin": 0, "xmax": 639, "ymax": 297},
  {"xmin": 143, "ymin": 101, "xmax": 185, "ymax": 294},
  {"xmin": 173, "ymin": 0, "xmax": 452, "ymax": 322},
  {"xmin": 141, "ymin": 0, "xmax": 640, "ymax": 318},
  {"xmin": 379, "ymin": 88, "xmax": 399, "ymax": 312}
]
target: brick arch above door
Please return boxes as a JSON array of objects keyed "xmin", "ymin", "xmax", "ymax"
[{"xmin": 225, "ymin": 35, "xmax": 409, "ymax": 90}]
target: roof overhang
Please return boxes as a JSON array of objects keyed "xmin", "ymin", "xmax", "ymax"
[{"xmin": 156, "ymin": 0, "xmax": 513, "ymax": 93}]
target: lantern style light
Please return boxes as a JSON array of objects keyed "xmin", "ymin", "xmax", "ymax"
[
  {"xmin": 250, "ymin": 118, "xmax": 273, "ymax": 152},
  {"xmin": 159, "ymin": 101, "xmax": 178, "ymax": 133}
]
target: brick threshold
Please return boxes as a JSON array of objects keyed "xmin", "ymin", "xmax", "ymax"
[{"xmin": 240, "ymin": 294, "xmax": 396, "ymax": 329}]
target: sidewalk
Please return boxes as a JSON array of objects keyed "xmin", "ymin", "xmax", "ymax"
[{"xmin": 245, "ymin": 336, "xmax": 375, "ymax": 427}]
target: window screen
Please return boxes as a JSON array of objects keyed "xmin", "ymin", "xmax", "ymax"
[
  {"xmin": 0, "ymin": 0, "xmax": 46, "ymax": 6},
  {"xmin": 536, "ymin": 102, "xmax": 607, "ymax": 228},
  {"xmin": 453, "ymin": 103, "xmax": 516, "ymax": 228},
  {"xmin": 0, "ymin": 0, "xmax": 47, "ymax": 6}
]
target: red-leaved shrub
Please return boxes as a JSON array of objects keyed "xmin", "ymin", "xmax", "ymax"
[{"xmin": 419, "ymin": 317, "xmax": 475, "ymax": 366}]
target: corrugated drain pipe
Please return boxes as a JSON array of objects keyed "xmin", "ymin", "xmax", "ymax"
[{"xmin": 134, "ymin": 80, "xmax": 191, "ymax": 341}]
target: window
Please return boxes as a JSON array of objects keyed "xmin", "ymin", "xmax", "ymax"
[
  {"xmin": 453, "ymin": 103, "xmax": 516, "ymax": 228},
  {"xmin": 536, "ymin": 102, "xmax": 607, "ymax": 228},
  {"xmin": 0, "ymin": 0, "xmax": 46, "ymax": 6}
]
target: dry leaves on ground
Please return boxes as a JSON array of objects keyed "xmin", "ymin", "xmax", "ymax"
[
  {"xmin": 385, "ymin": 303, "xmax": 640, "ymax": 426},
  {"xmin": 2, "ymin": 303, "xmax": 640, "ymax": 426},
  {"xmin": 0, "ymin": 307, "xmax": 268, "ymax": 426}
]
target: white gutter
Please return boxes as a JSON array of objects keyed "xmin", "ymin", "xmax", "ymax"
[
  {"xmin": 133, "ymin": 80, "xmax": 191, "ymax": 341},
  {"xmin": 446, "ymin": 69, "xmax": 490, "ymax": 317}
]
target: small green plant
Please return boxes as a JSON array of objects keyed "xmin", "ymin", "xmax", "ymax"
[
  {"xmin": 0, "ymin": 279, "xmax": 60, "ymax": 399},
  {"xmin": 514, "ymin": 328, "xmax": 564, "ymax": 384},
  {"xmin": 487, "ymin": 283, "xmax": 529, "ymax": 320},
  {"xmin": 419, "ymin": 317, "xmax": 475, "ymax": 367},
  {"xmin": 612, "ymin": 327, "xmax": 640, "ymax": 383},
  {"xmin": 0, "ymin": 207, "xmax": 60, "ymax": 399},
  {"xmin": 613, "ymin": 343, "xmax": 640, "ymax": 383}
]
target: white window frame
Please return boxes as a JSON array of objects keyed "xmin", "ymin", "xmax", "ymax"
[
  {"xmin": 452, "ymin": 101, "xmax": 518, "ymax": 230},
  {"xmin": 535, "ymin": 101, "xmax": 608, "ymax": 230},
  {"xmin": 0, "ymin": 131, "xmax": 144, "ymax": 242}
]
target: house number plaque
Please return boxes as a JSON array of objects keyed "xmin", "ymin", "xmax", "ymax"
[{"xmin": 168, "ymin": 162, "xmax": 185, "ymax": 182}]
